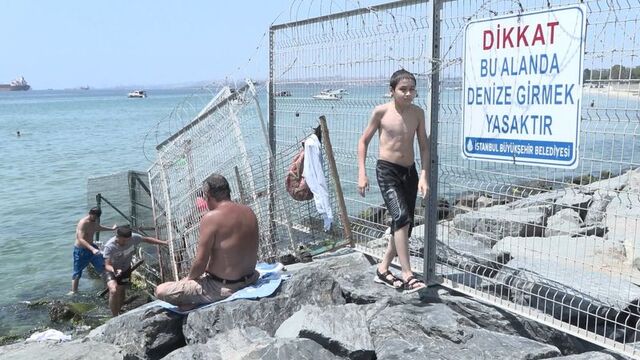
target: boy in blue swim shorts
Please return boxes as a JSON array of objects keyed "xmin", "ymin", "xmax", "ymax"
[
  {"xmin": 70, "ymin": 207, "xmax": 115, "ymax": 294},
  {"xmin": 357, "ymin": 69, "xmax": 430, "ymax": 293}
]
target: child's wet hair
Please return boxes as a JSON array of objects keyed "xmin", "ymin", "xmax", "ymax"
[{"xmin": 390, "ymin": 69, "xmax": 417, "ymax": 89}]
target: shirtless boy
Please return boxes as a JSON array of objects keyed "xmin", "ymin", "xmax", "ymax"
[
  {"xmin": 155, "ymin": 173, "xmax": 260, "ymax": 309},
  {"xmin": 70, "ymin": 207, "xmax": 115, "ymax": 294},
  {"xmin": 357, "ymin": 69, "xmax": 430, "ymax": 293}
]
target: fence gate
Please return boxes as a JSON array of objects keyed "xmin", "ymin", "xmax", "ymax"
[{"xmin": 270, "ymin": 0, "xmax": 640, "ymax": 357}]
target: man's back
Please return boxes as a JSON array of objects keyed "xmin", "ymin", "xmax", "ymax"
[
  {"xmin": 204, "ymin": 201, "xmax": 258, "ymax": 280},
  {"xmin": 376, "ymin": 102, "xmax": 424, "ymax": 167}
]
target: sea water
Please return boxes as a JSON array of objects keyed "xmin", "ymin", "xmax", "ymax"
[{"xmin": 0, "ymin": 88, "xmax": 211, "ymax": 337}]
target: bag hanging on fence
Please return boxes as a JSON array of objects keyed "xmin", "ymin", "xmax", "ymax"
[{"xmin": 285, "ymin": 147, "xmax": 314, "ymax": 201}]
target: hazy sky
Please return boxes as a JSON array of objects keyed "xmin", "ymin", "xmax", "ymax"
[{"xmin": 2, "ymin": 1, "xmax": 379, "ymax": 90}]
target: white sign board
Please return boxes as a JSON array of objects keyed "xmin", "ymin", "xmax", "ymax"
[{"xmin": 462, "ymin": 5, "xmax": 586, "ymax": 168}]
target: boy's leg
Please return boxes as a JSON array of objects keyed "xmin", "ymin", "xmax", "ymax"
[{"xmin": 392, "ymin": 224, "xmax": 414, "ymax": 281}]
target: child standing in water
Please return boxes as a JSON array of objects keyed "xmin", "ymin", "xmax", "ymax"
[{"xmin": 357, "ymin": 69, "xmax": 430, "ymax": 293}]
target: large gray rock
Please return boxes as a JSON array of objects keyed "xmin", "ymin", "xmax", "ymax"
[
  {"xmin": 584, "ymin": 190, "xmax": 615, "ymax": 225},
  {"xmin": 369, "ymin": 303, "xmax": 561, "ymax": 359},
  {"xmin": 0, "ymin": 340, "xmax": 128, "ymax": 360},
  {"xmin": 275, "ymin": 304, "xmax": 374, "ymax": 359},
  {"xmin": 547, "ymin": 351, "xmax": 621, "ymax": 359},
  {"xmin": 87, "ymin": 302, "xmax": 185, "ymax": 360},
  {"xmin": 545, "ymin": 208, "xmax": 584, "ymax": 237},
  {"xmin": 164, "ymin": 326, "xmax": 340, "ymax": 360},
  {"xmin": 183, "ymin": 267, "xmax": 345, "ymax": 344},
  {"xmin": 453, "ymin": 203, "xmax": 551, "ymax": 240},
  {"xmin": 439, "ymin": 292, "xmax": 601, "ymax": 354},
  {"xmin": 605, "ymin": 193, "xmax": 640, "ymax": 266},
  {"xmin": 554, "ymin": 192, "xmax": 593, "ymax": 220}
]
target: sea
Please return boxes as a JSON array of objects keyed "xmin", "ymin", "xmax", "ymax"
[{"xmin": 0, "ymin": 88, "xmax": 214, "ymax": 339}]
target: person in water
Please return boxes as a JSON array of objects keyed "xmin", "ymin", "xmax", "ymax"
[
  {"xmin": 357, "ymin": 69, "xmax": 430, "ymax": 293},
  {"xmin": 103, "ymin": 225, "xmax": 167, "ymax": 316},
  {"xmin": 70, "ymin": 207, "xmax": 115, "ymax": 294}
]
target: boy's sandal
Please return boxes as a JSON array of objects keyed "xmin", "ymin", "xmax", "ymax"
[
  {"xmin": 403, "ymin": 276, "xmax": 426, "ymax": 294},
  {"xmin": 374, "ymin": 269, "xmax": 404, "ymax": 289}
]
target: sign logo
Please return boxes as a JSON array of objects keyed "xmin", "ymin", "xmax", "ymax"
[{"xmin": 462, "ymin": 5, "xmax": 586, "ymax": 168}]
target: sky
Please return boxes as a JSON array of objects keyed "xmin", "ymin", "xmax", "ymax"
[{"xmin": 1, "ymin": 0, "xmax": 380, "ymax": 90}]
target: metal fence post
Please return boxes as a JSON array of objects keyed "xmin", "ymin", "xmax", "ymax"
[{"xmin": 424, "ymin": 0, "xmax": 442, "ymax": 286}]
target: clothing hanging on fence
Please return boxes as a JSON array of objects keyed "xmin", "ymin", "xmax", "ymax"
[{"xmin": 302, "ymin": 133, "xmax": 333, "ymax": 231}]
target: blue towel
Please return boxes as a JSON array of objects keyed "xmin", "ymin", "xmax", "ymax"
[{"xmin": 156, "ymin": 263, "xmax": 284, "ymax": 315}]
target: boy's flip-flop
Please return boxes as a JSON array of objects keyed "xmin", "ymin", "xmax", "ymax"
[
  {"xmin": 374, "ymin": 269, "xmax": 404, "ymax": 289},
  {"xmin": 403, "ymin": 276, "xmax": 427, "ymax": 294}
]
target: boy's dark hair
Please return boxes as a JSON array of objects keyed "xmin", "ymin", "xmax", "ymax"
[
  {"xmin": 116, "ymin": 225, "xmax": 132, "ymax": 238},
  {"xmin": 89, "ymin": 207, "xmax": 102, "ymax": 217},
  {"xmin": 203, "ymin": 173, "xmax": 231, "ymax": 201},
  {"xmin": 390, "ymin": 69, "xmax": 417, "ymax": 89}
]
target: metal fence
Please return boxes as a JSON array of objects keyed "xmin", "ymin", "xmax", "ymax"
[
  {"xmin": 147, "ymin": 82, "xmax": 351, "ymax": 281},
  {"xmin": 87, "ymin": 170, "xmax": 160, "ymax": 290},
  {"xmin": 269, "ymin": 0, "xmax": 640, "ymax": 357}
]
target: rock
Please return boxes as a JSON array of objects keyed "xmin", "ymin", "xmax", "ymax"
[
  {"xmin": 546, "ymin": 351, "xmax": 621, "ymax": 359},
  {"xmin": 453, "ymin": 203, "xmax": 551, "ymax": 240},
  {"xmin": 87, "ymin": 302, "xmax": 185, "ymax": 360},
  {"xmin": 369, "ymin": 303, "xmax": 561, "ymax": 359},
  {"xmin": 584, "ymin": 190, "xmax": 615, "ymax": 225},
  {"xmin": 439, "ymin": 292, "xmax": 601, "ymax": 354},
  {"xmin": 545, "ymin": 208, "xmax": 583, "ymax": 237},
  {"xmin": 164, "ymin": 326, "xmax": 340, "ymax": 360},
  {"xmin": 554, "ymin": 192, "xmax": 593, "ymax": 221},
  {"xmin": 0, "ymin": 340, "xmax": 128, "ymax": 360},
  {"xmin": 183, "ymin": 267, "xmax": 345, "ymax": 344},
  {"xmin": 275, "ymin": 304, "xmax": 375, "ymax": 359},
  {"xmin": 605, "ymin": 187, "xmax": 640, "ymax": 265}
]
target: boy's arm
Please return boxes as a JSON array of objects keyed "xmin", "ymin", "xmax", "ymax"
[
  {"xmin": 416, "ymin": 108, "xmax": 430, "ymax": 197},
  {"xmin": 357, "ymin": 107, "xmax": 383, "ymax": 197}
]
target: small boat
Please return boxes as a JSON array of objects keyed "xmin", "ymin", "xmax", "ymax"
[
  {"xmin": 321, "ymin": 88, "xmax": 348, "ymax": 96},
  {"xmin": 80, "ymin": 86, "xmax": 90, "ymax": 90},
  {"xmin": 275, "ymin": 90, "xmax": 292, "ymax": 97},
  {"xmin": 312, "ymin": 92, "xmax": 341, "ymax": 100},
  {"xmin": 128, "ymin": 90, "xmax": 146, "ymax": 98}
]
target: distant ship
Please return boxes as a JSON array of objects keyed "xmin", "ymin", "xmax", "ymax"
[{"xmin": 0, "ymin": 76, "xmax": 31, "ymax": 91}]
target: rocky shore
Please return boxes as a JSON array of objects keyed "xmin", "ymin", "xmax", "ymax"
[{"xmin": 0, "ymin": 250, "xmax": 629, "ymax": 360}]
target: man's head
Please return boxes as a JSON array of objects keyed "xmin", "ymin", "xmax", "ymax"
[
  {"xmin": 115, "ymin": 225, "xmax": 132, "ymax": 246},
  {"xmin": 202, "ymin": 174, "xmax": 231, "ymax": 204},
  {"xmin": 88, "ymin": 207, "xmax": 102, "ymax": 221}
]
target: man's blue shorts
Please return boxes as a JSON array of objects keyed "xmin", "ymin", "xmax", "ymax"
[{"xmin": 72, "ymin": 244, "xmax": 105, "ymax": 280}]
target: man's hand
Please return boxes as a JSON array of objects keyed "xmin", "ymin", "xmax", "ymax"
[
  {"xmin": 357, "ymin": 173, "xmax": 369, "ymax": 197},
  {"xmin": 418, "ymin": 177, "xmax": 430, "ymax": 199},
  {"xmin": 92, "ymin": 248, "xmax": 101, "ymax": 256}
]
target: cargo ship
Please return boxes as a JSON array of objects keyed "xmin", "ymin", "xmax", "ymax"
[{"xmin": 0, "ymin": 76, "xmax": 31, "ymax": 91}]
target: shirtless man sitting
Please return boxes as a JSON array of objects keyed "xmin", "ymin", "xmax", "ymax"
[
  {"xmin": 70, "ymin": 207, "xmax": 115, "ymax": 294},
  {"xmin": 155, "ymin": 173, "xmax": 260, "ymax": 309}
]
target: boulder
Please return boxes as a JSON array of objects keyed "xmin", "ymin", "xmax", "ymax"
[
  {"xmin": 87, "ymin": 302, "xmax": 185, "ymax": 360},
  {"xmin": 163, "ymin": 326, "xmax": 340, "ymax": 360},
  {"xmin": 275, "ymin": 304, "xmax": 375, "ymax": 359},
  {"xmin": 0, "ymin": 340, "xmax": 128, "ymax": 360},
  {"xmin": 183, "ymin": 267, "xmax": 345, "ymax": 344},
  {"xmin": 453, "ymin": 204, "xmax": 551, "ymax": 241},
  {"xmin": 369, "ymin": 303, "xmax": 561, "ymax": 359},
  {"xmin": 545, "ymin": 208, "xmax": 583, "ymax": 237}
]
